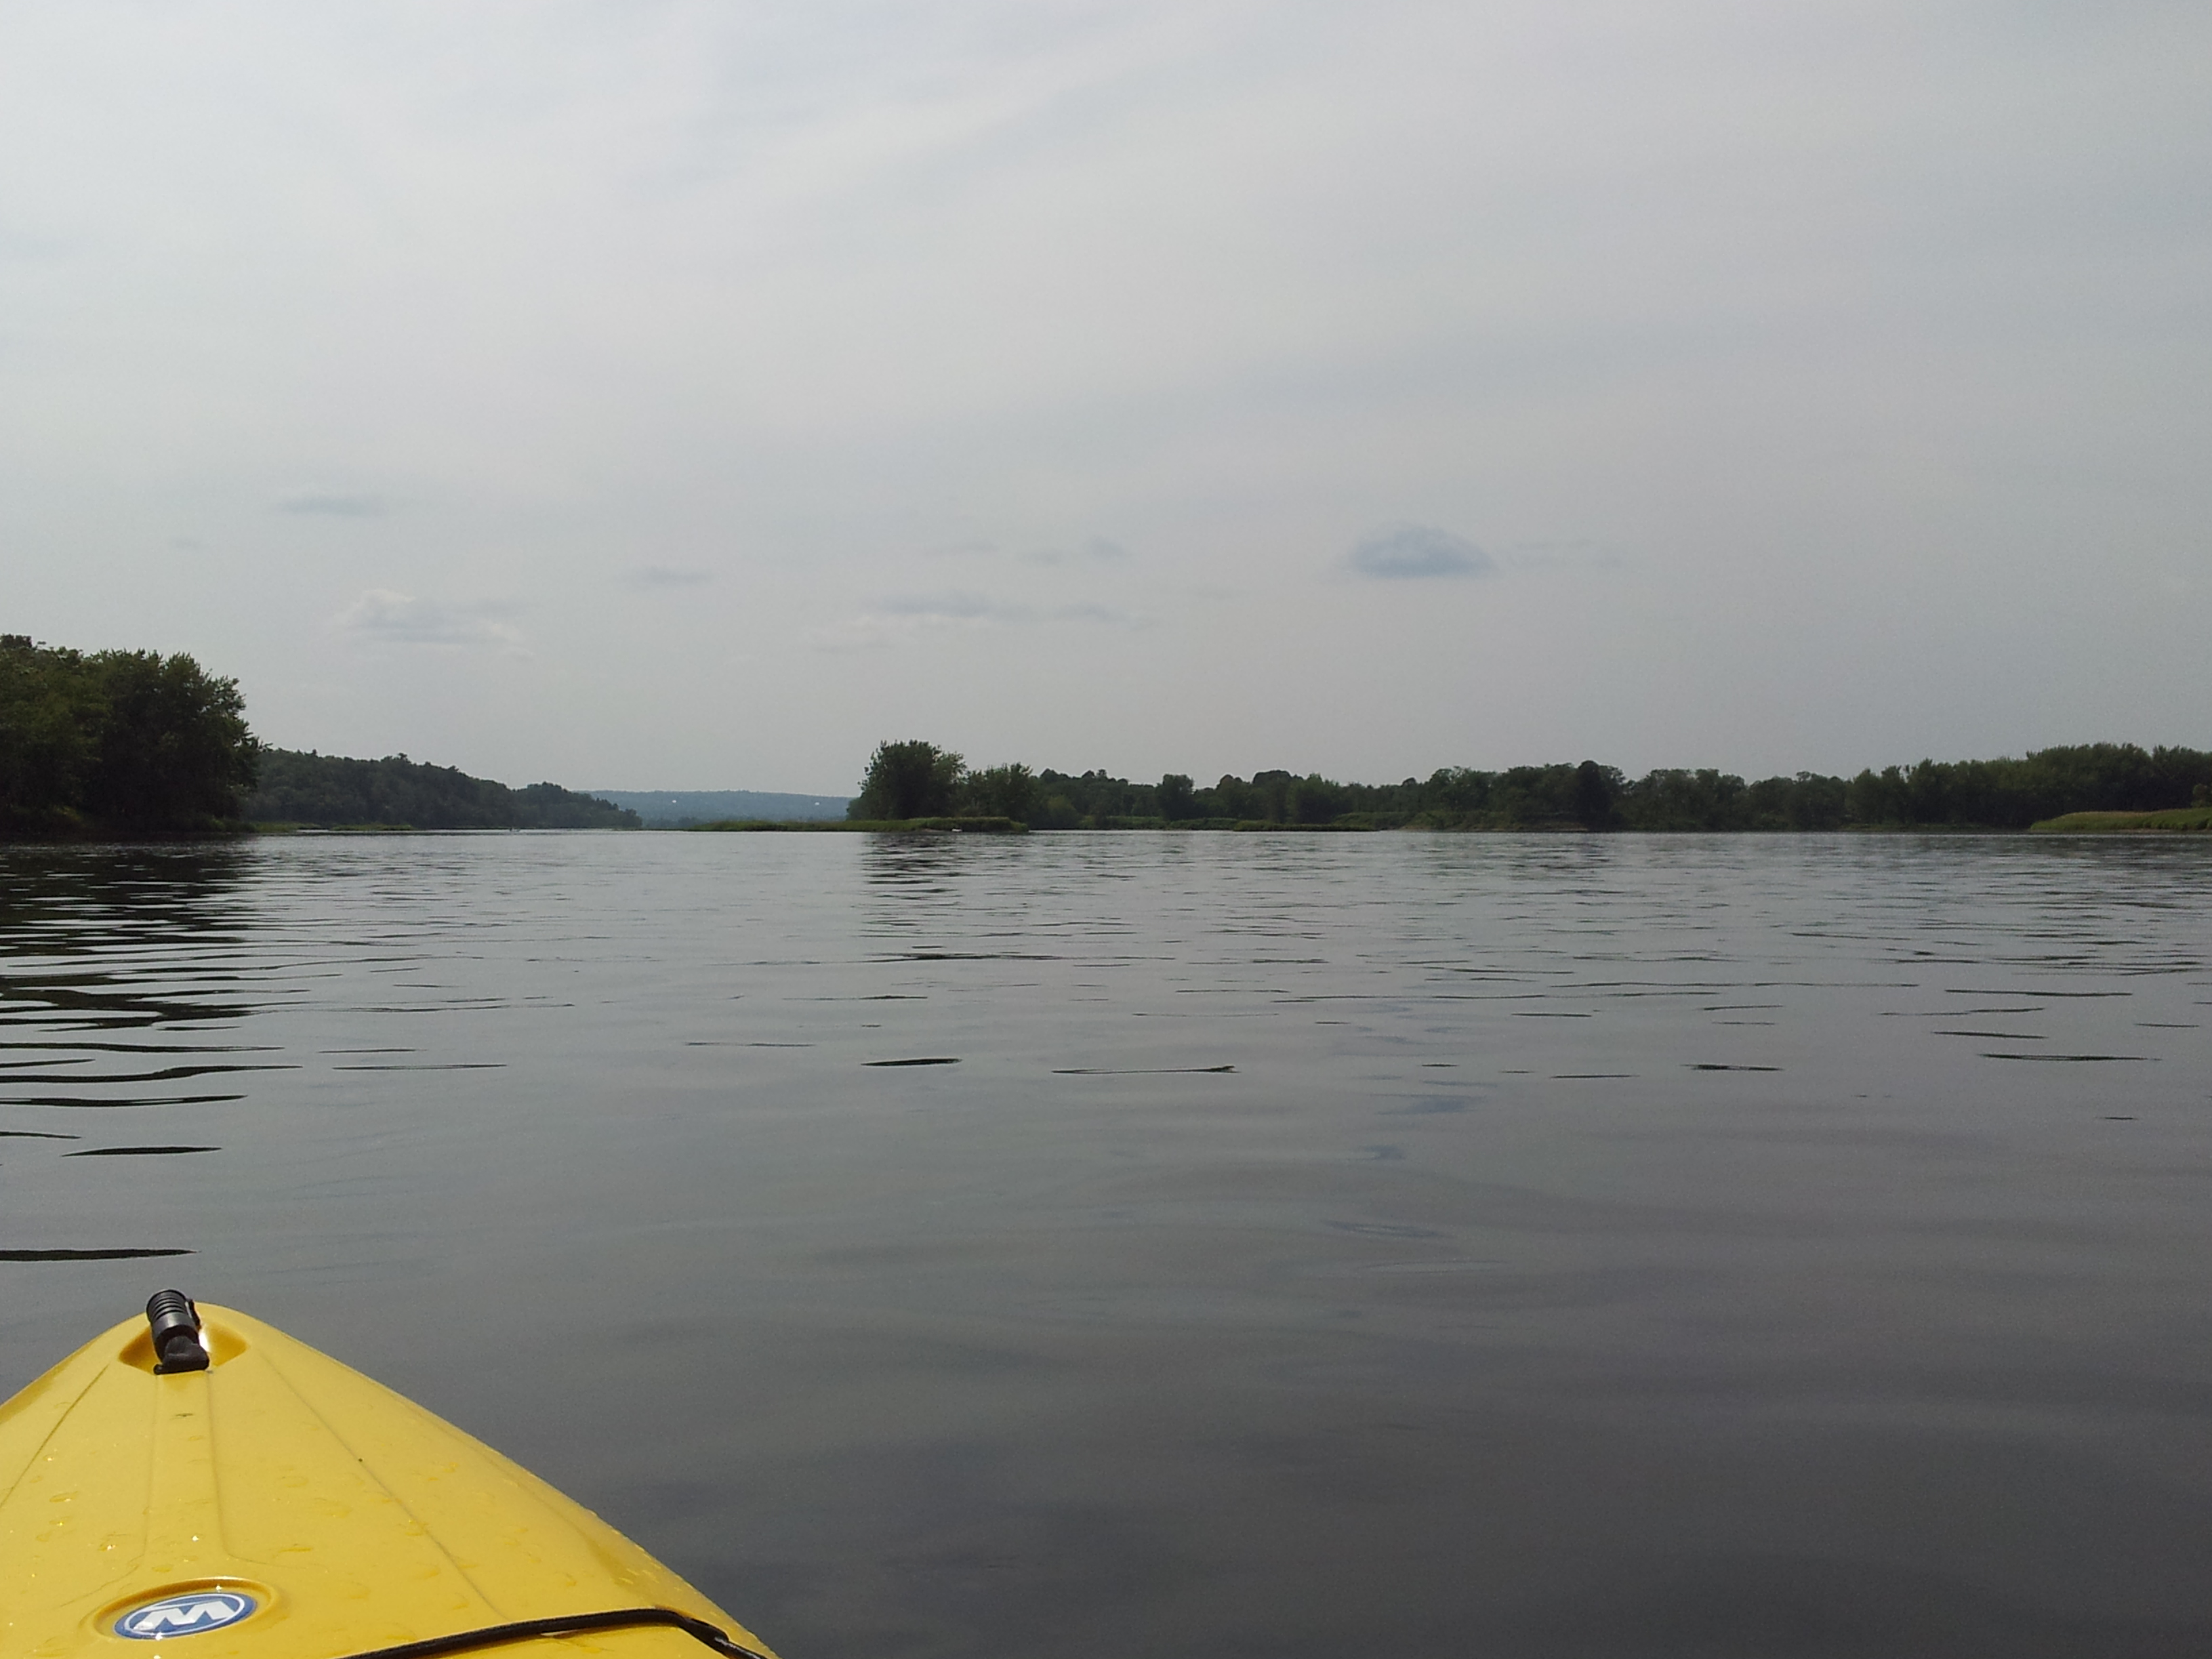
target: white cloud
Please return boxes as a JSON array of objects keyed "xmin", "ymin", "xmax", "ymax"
[{"xmin": 337, "ymin": 589, "xmax": 523, "ymax": 651}]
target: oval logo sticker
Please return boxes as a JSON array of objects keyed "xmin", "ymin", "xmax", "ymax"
[{"xmin": 113, "ymin": 1591, "xmax": 258, "ymax": 1639}]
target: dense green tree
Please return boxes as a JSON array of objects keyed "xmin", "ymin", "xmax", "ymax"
[
  {"xmin": 1572, "ymin": 760, "xmax": 1620, "ymax": 830},
  {"xmin": 1488, "ymin": 765, "xmax": 1582, "ymax": 826},
  {"xmin": 832, "ymin": 737, "xmax": 2211, "ymax": 835},
  {"xmin": 510, "ymin": 781, "xmax": 643, "ymax": 829},
  {"xmin": 244, "ymin": 750, "xmax": 638, "ymax": 829},
  {"xmin": 964, "ymin": 762, "xmax": 1038, "ymax": 821},
  {"xmin": 1620, "ymin": 769, "xmax": 1750, "ymax": 831},
  {"xmin": 1, "ymin": 638, "xmax": 259, "ymax": 833},
  {"xmin": 1744, "ymin": 772, "xmax": 1847, "ymax": 830},
  {"xmin": 1422, "ymin": 766, "xmax": 1492, "ymax": 817},
  {"xmin": 250, "ymin": 750, "xmax": 510, "ymax": 827},
  {"xmin": 1206, "ymin": 774, "xmax": 1253, "ymax": 820},
  {"xmin": 1249, "ymin": 770, "xmax": 1296, "ymax": 822},
  {"xmin": 1288, "ymin": 773, "xmax": 1347, "ymax": 824},
  {"xmin": 79, "ymin": 651, "xmax": 260, "ymax": 830},
  {"xmin": 1027, "ymin": 767, "xmax": 1163, "ymax": 825},
  {"xmin": 1826, "ymin": 744, "xmax": 2212, "ymax": 828},
  {"xmin": 851, "ymin": 739, "xmax": 964, "ymax": 820},
  {"xmin": 0, "ymin": 637, "xmax": 99, "ymax": 822}
]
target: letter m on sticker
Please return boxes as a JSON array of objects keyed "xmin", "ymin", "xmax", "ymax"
[{"xmin": 129, "ymin": 1601, "xmax": 234, "ymax": 1634}]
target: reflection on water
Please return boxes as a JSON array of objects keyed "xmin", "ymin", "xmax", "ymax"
[
  {"xmin": 0, "ymin": 848, "xmax": 270, "ymax": 1201},
  {"xmin": 3, "ymin": 832, "xmax": 2211, "ymax": 1658}
]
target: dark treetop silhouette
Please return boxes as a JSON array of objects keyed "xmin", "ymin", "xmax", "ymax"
[
  {"xmin": 1, "ymin": 636, "xmax": 258, "ymax": 835},
  {"xmin": 842, "ymin": 740, "xmax": 2212, "ymax": 832}
]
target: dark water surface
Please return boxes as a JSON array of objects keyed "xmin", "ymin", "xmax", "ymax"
[{"xmin": 4, "ymin": 833, "xmax": 2210, "ymax": 1656}]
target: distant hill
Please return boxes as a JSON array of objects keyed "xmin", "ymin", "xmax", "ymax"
[
  {"xmin": 248, "ymin": 750, "xmax": 640, "ymax": 830},
  {"xmin": 588, "ymin": 789, "xmax": 851, "ymax": 827}
]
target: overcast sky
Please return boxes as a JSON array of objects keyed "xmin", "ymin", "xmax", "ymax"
[{"xmin": 5, "ymin": 2, "xmax": 2207, "ymax": 793}]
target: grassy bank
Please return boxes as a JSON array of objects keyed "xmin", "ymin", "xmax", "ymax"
[{"xmin": 2029, "ymin": 807, "xmax": 2212, "ymax": 834}]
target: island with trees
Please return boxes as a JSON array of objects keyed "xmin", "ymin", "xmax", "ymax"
[{"xmin": 689, "ymin": 738, "xmax": 2212, "ymax": 835}]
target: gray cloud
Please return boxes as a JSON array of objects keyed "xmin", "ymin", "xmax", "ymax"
[
  {"xmin": 876, "ymin": 590, "xmax": 1000, "ymax": 619},
  {"xmin": 1052, "ymin": 600, "xmax": 1147, "ymax": 628},
  {"xmin": 7, "ymin": 3, "xmax": 2206, "ymax": 782},
  {"xmin": 626, "ymin": 565, "xmax": 714, "ymax": 590},
  {"xmin": 811, "ymin": 588, "xmax": 1145, "ymax": 650},
  {"xmin": 0, "ymin": 226, "xmax": 68, "ymax": 262},
  {"xmin": 872, "ymin": 590, "xmax": 1144, "ymax": 626},
  {"xmin": 1025, "ymin": 536, "xmax": 1130, "ymax": 567},
  {"xmin": 1500, "ymin": 541, "xmax": 1624, "ymax": 575},
  {"xmin": 281, "ymin": 493, "xmax": 388, "ymax": 518},
  {"xmin": 1347, "ymin": 525, "xmax": 1495, "ymax": 580},
  {"xmin": 337, "ymin": 589, "xmax": 522, "ymax": 651}
]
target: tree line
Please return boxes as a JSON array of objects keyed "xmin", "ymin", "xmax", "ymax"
[
  {"xmin": 246, "ymin": 750, "xmax": 640, "ymax": 831},
  {"xmin": 853, "ymin": 739, "xmax": 2212, "ymax": 832},
  {"xmin": 11, "ymin": 628, "xmax": 2200, "ymax": 838},
  {"xmin": 1, "ymin": 635, "xmax": 259, "ymax": 834},
  {"xmin": 2, "ymin": 634, "xmax": 638, "ymax": 835}
]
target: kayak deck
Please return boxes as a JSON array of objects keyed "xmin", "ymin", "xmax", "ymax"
[{"xmin": 0, "ymin": 1303, "xmax": 776, "ymax": 1659}]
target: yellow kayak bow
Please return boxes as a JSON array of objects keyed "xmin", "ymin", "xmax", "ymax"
[{"xmin": 1, "ymin": 1294, "xmax": 778, "ymax": 1659}]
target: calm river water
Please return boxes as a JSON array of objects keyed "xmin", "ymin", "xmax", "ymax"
[{"xmin": 3, "ymin": 832, "xmax": 2209, "ymax": 1657}]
